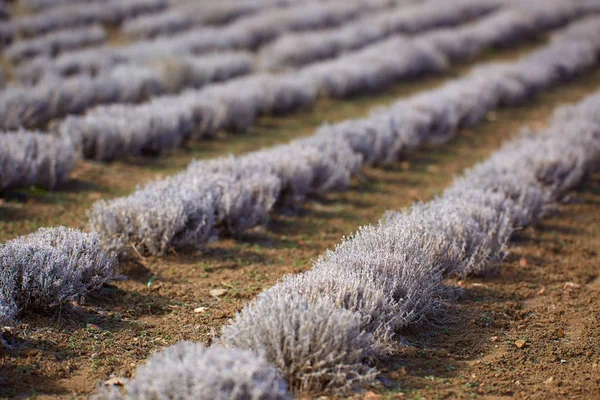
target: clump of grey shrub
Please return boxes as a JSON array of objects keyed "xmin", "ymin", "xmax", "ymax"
[
  {"xmin": 0, "ymin": 131, "xmax": 76, "ymax": 191},
  {"xmin": 0, "ymin": 227, "xmax": 118, "ymax": 325},
  {"xmin": 220, "ymin": 292, "xmax": 378, "ymax": 393},
  {"xmin": 88, "ymin": 15, "xmax": 600, "ymax": 257},
  {"xmin": 89, "ymin": 137, "xmax": 359, "ymax": 256},
  {"xmin": 94, "ymin": 343, "xmax": 291, "ymax": 400}
]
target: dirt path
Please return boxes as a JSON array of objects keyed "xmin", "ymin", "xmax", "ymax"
[{"xmin": 1, "ymin": 47, "xmax": 600, "ymax": 398}]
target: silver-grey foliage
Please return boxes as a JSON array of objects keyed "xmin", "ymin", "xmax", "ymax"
[
  {"xmin": 259, "ymin": 0, "xmax": 500, "ymax": 69},
  {"xmin": 20, "ymin": 0, "xmax": 106, "ymax": 13},
  {"xmin": 94, "ymin": 343, "xmax": 291, "ymax": 400},
  {"xmin": 0, "ymin": 3, "xmax": 9, "ymax": 21},
  {"xmin": 122, "ymin": 0, "xmax": 289, "ymax": 39},
  {"xmin": 89, "ymin": 137, "xmax": 359, "ymax": 256},
  {"xmin": 215, "ymin": 86, "xmax": 600, "ymax": 395},
  {"xmin": 261, "ymin": 0, "xmax": 600, "ymax": 70},
  {"xmin": 88, "ymin": 15, "xmax": 600, "ymax": 257},
  {"xmin": 19, "ymin": 0, "xmax": 390, "ymax": 83},
  {"xmin": 0, "ymin": 52, "xmax": 253, "ymax": 130},
  {"xmin": 220, "ymin": 292, "xmax": 378, "ymax": 393},
  {"xmin": 103, "ymin": 24, "xmax": 600, "ymax": 400},
  {"xmin": 4, "ymin": 24, "xmax": 106, "ymax": 65},
  {"xmin": 0, "ymin": 131, "xmax": 76, "ymax": 191},
  {"xmin": 0, "ymin": 227, "xmax": 118, "ymax": 325},
  {"xmin": 0, "ymin": 0, "xmax": 165, "ymax": 42},
  {"xmin": 58, "ymin": 2, "xmax": 600, "ymax": 161}
]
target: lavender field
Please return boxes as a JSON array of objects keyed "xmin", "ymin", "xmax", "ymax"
[{"xmin": 1, "ymin": 0, "xmax": 600, "ymax": 398}]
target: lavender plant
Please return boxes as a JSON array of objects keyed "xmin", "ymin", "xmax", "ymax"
[
  {"xmin": 0, "ymin": 228, "xmax": 118, "ymax": 325},
  {"xmin": 221, "ymin": 293, "xmax": 378, "ymax": 393},
  {"xmin": 0, "ymin": 131, "xmax": 76, "ymax": 191},
  {"xmin": 94, "ymin": 343, "xmax": 291, "ymax": 400}
]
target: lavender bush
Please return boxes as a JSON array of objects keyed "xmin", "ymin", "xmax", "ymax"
[
  {"xmin": 0, "ymin": 131, "xmax": 76, "ymax": 191},
  {"xmin": 94, "ymin": 343, "xmax": 291, "ymax": 400},
  {"xmin": 0, "ymin": 228, "xmax": 118, "ymax": 325}
]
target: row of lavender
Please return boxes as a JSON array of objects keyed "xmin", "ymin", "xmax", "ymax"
[
  {"xmin": 82, "ymin": 16, "xmax": 600, "ymax": 258},
  {"xmin": 0, "ymin": 0, "xmax": 165, "ymax": 44},
  {"xmin": 3, "ymin": 24, "xmax": 106, "ymax": 65},
  {"xmin": 20, "ymin": 0, "xmax": 106, "ymax": 13},
  {"xmin": 2, "ymin": 0, "xmax": 323, "ymax": 68},
  {"xmin": 94, "ymin": 75, "xmax": 600, "ymax": 400}
]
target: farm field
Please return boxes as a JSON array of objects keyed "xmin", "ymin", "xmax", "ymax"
[{"xmin": 0, "ymin": 0, "xmax": 599, "ymax": 399}]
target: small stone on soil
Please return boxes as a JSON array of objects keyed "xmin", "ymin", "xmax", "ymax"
[
  {"xmin": 515, "ymin": 339, "xmax": 527, "ymax": 349},
  {"xmin": 519, "ymin": 257, "xmax": 528, "ymax": 267},
  {"xmin": 209, "ymin": 289, "xmax": 228, "ymax": 298},
  {"xmin": 194, "ymin": 307, "xmax": 207, "ymax": 313},
  {"xmin": 104, "ymin": 377, "xmax": 125, "ymax": 386},
  {"xmin": 563, "ymin": 282, "xmax": 581, "ymax": 290}
]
